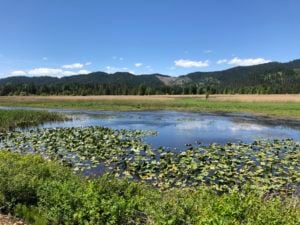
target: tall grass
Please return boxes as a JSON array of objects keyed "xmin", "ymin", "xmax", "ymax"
[{"xmin": 0, "ymin": 109, "xmax": 64, "ymax": 130}]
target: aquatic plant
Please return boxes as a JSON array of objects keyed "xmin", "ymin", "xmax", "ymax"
[{"xmin": 0, "ymin": 126, "xmax": 299, "ymax": 195}]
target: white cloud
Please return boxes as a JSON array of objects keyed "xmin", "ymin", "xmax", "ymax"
[
  {"xmin": 78, "ymin": 69, "xmax": 90, "ymax": 74},
  {"xmin": 62, "ymin": 63, "xmax": 84, "ymax": 69},
  {"xmin": 174, "ymin": 59, "xmax": 209, "ymax": 68},
  {"xmin": 105, "ymin": 66, "xmax": 134, "ymax": 74},
  {"xmin": 85, "ymin": 62, "xmax": 92, "ymax": 66},
  {"xmin": 42, "ymin": 57, "xmax": 48, "ymax": 61},
  {"xmin": 10, "ymin": 70, "xmax": 27, "ymax": 76},
  {"xmin": 28, "ymin": 68, "xmax": 67, "ymax": 76},
  {"xmin": 134, "ymin": 63, "xmax": 143, "ymax": 67},
  {"xmin": 217, "ymin": 59, "xmax": 227, "ymax": 64},
  {"xmin": 9, "ymin": 66, "xmax": 92, "ymax": 78},
  {"xmin": 228, "ymin": 57, "xmax": 271, "ymax": 66},
  {"xmin": 26, "ymin": 68, "xmax": 89, "ymax": 77},
  {"xmin": 62, "ymin": 70, "xmax": 76, "ymax": 76}
]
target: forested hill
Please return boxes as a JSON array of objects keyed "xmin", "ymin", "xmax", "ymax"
[{"xmin": 0, "ymin": 59, "xmax": 300, "ymax": 95}]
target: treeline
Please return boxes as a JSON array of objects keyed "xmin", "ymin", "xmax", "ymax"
[{"xmin": 0, "ymin": 81, "xmax": 297, "ymax": 96}]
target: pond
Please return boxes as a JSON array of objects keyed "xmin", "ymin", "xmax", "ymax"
[
  {"xmin": 1, "ymin": 107, "xmax": 299, "ymax": 192},
  {"xmin": 3, "ymin": 107, "xmax": 298, "ymax": 151}
]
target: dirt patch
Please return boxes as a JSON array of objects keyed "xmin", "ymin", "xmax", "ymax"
[{"xmin": 0, "ymin": 214, "xmax": 25, "ymax": 225}]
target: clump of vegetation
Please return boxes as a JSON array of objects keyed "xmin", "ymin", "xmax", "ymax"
[
  {"xmin": 0, "ymin": 151, "xmax": 299, "ymax": 225},
  {"xmin": 1, "ymin": 126, "xmax": 299, "ymax": 195},
  {"xmin": 0, "ymin": 109, "xmax": 65, "ymax": 131}
]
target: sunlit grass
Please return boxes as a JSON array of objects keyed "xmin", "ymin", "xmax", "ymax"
[
  {"xmin": 0, "ymin": 109, "xmax": 65, "ymax": 130},
  {"xmin": 0, "ymin": 97, "xmax": 299, "ymax": 118}
]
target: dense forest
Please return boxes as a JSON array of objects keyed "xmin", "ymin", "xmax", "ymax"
[{"xmin": 0, "ymin": 59, "xmax": 299, "ymax": 95}]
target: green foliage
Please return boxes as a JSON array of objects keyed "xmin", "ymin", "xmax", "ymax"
[
  {"xmin": 0, "ymin": 151, "xmax": 299, "ymax": 225},
  {"xmin": 294, "ymin": 68, "xmax": 300, "ymax": 75},
  {"xmin": 0, "ymin": 151, "xmax": 73, "ymax": 212},
  {"xmin": 0, "ymin": 109, "xmax": 65, "ymax": 131},
  {"xmin": 15, "ymin": 205, "xmax": 47, "ymax": 225}
]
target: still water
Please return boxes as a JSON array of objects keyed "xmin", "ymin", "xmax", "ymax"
[
  {"xmin": 1, "ymin": 106, "xmax": 299, "ymax": 150},
  {"xmin": 38, "ymin": 109, "xmax": 300, "ymax": 150}
]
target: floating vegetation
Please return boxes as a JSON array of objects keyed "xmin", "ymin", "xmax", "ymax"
[{"xmin": 0, "ymin": 126, "xmax": 299, "ymax": 195}]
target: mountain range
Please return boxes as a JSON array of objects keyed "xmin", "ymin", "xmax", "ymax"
[{"xmin": 0, "ymin": 59, "xmax": 299, "ymax": 95}]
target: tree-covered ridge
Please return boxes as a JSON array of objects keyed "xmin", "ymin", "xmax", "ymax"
[{"xmin": 0, "ymin": 59, "xmax": 300, "ymax": 95}]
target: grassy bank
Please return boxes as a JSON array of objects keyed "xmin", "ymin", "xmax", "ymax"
[
  {"xmin": 0, "ymin": 109, "xmax": 65, "ymax": 131},
  {"xmin": 0, "ymin": 96, "xmax": 299, "ymax": 118},
  {"xmin": 0, "ymin": 151, "xmax": 299, "ymax": 225}
]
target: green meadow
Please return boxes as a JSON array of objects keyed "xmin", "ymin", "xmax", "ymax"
[{"xmin": 0, "ymin": 97, "xmax": 299, "ymax": 118}]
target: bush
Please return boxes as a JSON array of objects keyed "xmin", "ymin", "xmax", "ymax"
[
  {"xmin": 0, "ymin": 151, "xmax": 299, "ymax": 225},
  {"xmin": 0, "ymin": 151, "xmax": 73, "ymax": 212}
]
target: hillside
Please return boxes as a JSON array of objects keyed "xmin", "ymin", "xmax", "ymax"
[{"xmin": 0, "ymin": 59, "xmax": 299, "ymax": 95}]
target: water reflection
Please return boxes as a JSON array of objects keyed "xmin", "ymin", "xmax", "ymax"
[
  {"xmin": 1, "ymin": 106, "xmax": 299, "ymax": 150},
  {"xmin": 42, "ymin": 110, "xmax": 300, "ymax": 150}
]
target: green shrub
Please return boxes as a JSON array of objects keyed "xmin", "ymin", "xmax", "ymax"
[
  {"xmin": 0, "ymin": 151, "xmax": 73, "ymax": 212},
  {"xmin": 0, "ymin": 151, "xmax": 299, "ymax": 225}
]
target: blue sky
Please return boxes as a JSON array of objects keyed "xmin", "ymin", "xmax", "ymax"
[{"xmin": 0, "ymin": 0, "xmax": 299, "ymax": 77}]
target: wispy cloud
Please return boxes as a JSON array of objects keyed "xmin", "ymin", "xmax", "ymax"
[
  {"xmin": 85, "ymin": 62, "xmax": 92, "ymax": 66},
  {"xmin": 174, "ymin": 59, "xmax": 209, "ymax": 68},
  {"xmin": 134, "ymin": 63, "xmax": 143, "ymax": 67},
  {"xmin": 216, "ymin": 57, "xmax": 271, "ymax": 66},
  {"xmin": 62, "ymin": 63, "xmax": 84, "ymax": 69},
  {"xmin": 42, "ymin": 57, "xmax": 48, "ymax": 61},
  {"xmin": 112, "ymin": 56, "xmax": 124, "ymax": 61},
  {"xmin": 227, "ymin": 57, "xmax": 271, "ymax": 66},
  {"xmin": 217, "ymin": 59, "xmax": 228, "ymax": 64},
  {"xmin": 28, "ymin": 68, "xmax": 74, "ymax": 76}
]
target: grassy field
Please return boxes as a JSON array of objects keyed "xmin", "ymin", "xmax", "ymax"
[
  {"xmin": 0, "ymin": 109, "xmax": 65, "ymax": 131},
  {"xmin": 0, "ymin": 95, "xmax": 299, "ymax": 118}
]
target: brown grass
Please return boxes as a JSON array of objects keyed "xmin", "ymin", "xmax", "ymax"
[{"xmin": 0, "ymin": 94, "xmax": 300, "ymax": 103}]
